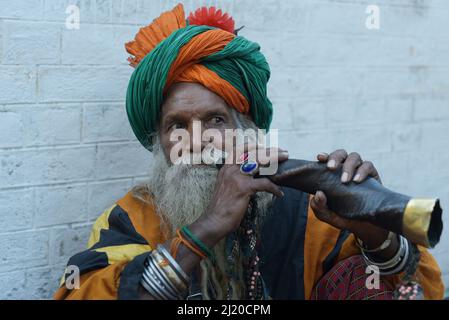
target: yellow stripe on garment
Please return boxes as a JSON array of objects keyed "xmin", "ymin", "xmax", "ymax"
[
  {"xmin": 60, "ymin": 204, "xmax": 117, "ymax": 287},
  {"xmin": 87, "ymin": 204, "xmax": 116, "ymax": 249},
  {"xmin": 94, "ymin": 244, "xmax": 152, "ymax": 265},
  {"xmin": 59, "ymin": 267, "xmax": 68, "ymax": 287}
]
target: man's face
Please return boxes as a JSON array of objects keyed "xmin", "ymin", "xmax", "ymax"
[
  {"xmin": 148, "ymin": 82, "xmax": 272, "ymax": 235},
  {"xmin": 159, "ymin": 82, "xmax": 238, "ymax": 164}
]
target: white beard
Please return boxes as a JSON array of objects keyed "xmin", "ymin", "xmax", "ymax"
[
  {"xmin": 137, "ymin": 139, "xmax": 274, "ymax": 235},
  {"xmin": 144, "ymin": 141, "xmax": 219, "ymax": 234}
]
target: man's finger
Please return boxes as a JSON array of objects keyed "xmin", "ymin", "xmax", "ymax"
[
  {"xmin": 255, "ymin": 147, "xmax": 289, "ymax": 167},
  {"xmin": 310, "ymin": 191, "xmax": 350, "ymax": 230},
  {"xmin": 250, "ymin": 177, "xmax": 284, "ymax": 198},
  {"xmin": 315, "ymin": 190, "xmax": 327, "ymax": 206},
  {"xmin": 353, "ymin": 161, "xmax": 380, "ymax": 183},
  {"xmin": 317, "ymin": 152, "xmax": 329, "ymax": 162},
  {"xmin": 341, "ymin": 152, "xmax": 363, "ymax": 183},
  {"xmin": 310, "ymin": 191, "xmax": 332, "ymax": 221},
  {"xmin": 326, "ymin": 149, "xmax": 348, "ymax": 171}
]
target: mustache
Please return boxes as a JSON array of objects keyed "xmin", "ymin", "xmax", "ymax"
[{"xmin": 171, "ymin": 145, "xmax": 228, "ymax": 168}]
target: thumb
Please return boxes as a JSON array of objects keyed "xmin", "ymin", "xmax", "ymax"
[{"xmin": 310, "ymin": 191, "xmax": 351, "ymax": 230}]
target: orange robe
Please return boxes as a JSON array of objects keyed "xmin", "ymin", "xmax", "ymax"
[{"xmin": 54, "ymin": 191, "xmax": 444, "ymax": 300}]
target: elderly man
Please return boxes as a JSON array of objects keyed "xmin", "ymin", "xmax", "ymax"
[{"xmin": 54, "ymin": 4, "xmax": 443, "ymax": 300}]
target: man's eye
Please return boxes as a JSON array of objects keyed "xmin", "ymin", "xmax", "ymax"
[
  {"xmin": 211, "ymin": 116, "xmax": 224, "ymax": 124},
  {"xmin": 170, "ymin": 123, "xmax": 185, "ymax": 130}
]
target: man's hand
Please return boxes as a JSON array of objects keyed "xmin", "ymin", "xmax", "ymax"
[
  {"xmin": 148, "ymin": 146, "xmax": 289, "ymax": 295},
  {"xmin": 316, "ymin": 149, "xmax": 381, "ymax": 183},
  {"xmin": 310, "ymin": 149, "xmax": 398, "ymax": 259},
  {"xmin": 192, "ymin": 146, "xmax": 289, "ymax": 247}
]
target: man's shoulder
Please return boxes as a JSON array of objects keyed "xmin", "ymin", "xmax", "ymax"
[
  {"xmin": 114, "ymin": 189, "xmax": 159, "ymax": 225},
  {"xmin": 116, "ymin": 189, "xmax": 151, "ymax": 209},
  {"xmin": 89, "ymin": 188, "xmax": 166, "ymax": 247}
]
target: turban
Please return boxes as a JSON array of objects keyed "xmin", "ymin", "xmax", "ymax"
[{"xmin": 125, "ymin": 4, "xmax": 273, "ymax": 150}]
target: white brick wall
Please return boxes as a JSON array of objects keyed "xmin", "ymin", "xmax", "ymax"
[{"xmin": 0, "ymin": 0, "xmax": 448, "ymax": 299}]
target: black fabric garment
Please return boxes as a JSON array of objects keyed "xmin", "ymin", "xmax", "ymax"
[
  {"xmin": 259, "ymin": 187, "xmax": 310, "ymax": 299},
  {"xmin": 118, "ymin": 252, "xmax": 149, "ymax": 300}
]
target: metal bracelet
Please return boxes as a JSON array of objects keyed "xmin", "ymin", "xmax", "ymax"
[
  {"xmin": 147, "ymin": 254, "xmax": 179, "ymax": 296},
  {"xmin": 361, "ymin": 235, "xmax": 409, "ymax": 275},
  {"xmin": 361, "ymin": 234, "xmax": 404, "ymax": 268},
  {"xmin": 141, "ymin": 264, "xmax": 171, "ymax": 300},
  {"xmin": 379, "ymin": 237, "xmax": 409, "ymax": 275},
  {"xmin": 152, "ymin": 249, "xmax": 188, "ymax": 296},
  {"xmin": 140, "ymin": 252, "xmax": 180, "ymax": 300},
  {"xmin": 157, "ymin": 244, "xmax": 190, "ymax": 285},
  {"xmin": 141, "ymin": 268, "xmax": 169, "ymax": 300},
  {"xmin": 140, "ymin": 245, "xmax": 191, "ymax": 299},
  {"xmin": 356, "ymin": 231, "xmax": 396, "ymax": 253},
  {"xmin": 142, "ymin": 256, "xmax": 177, "ymax": 299},
  {"xmin": 146, "ymin": 256, "xmax": 179, "ymax": 299}
]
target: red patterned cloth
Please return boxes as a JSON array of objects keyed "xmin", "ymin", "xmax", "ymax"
[{"xmin": 311, "ymin": 255, "xmax": 393, "ymax": 300}]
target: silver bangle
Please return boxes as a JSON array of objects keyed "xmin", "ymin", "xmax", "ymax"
[
  {"xmin": 380, "ymin": 237, "xmax": 409, "ymax": 275},
  {"xmin": 147, "ymin": 254, "xmax": 179, "ymax": 295},
  {"xmin": 140, "ymin": 245, "xmax": 191, "ymax": 300},
  {"xmin": 141, "ymin": 266, "xmax": 170, "ymax": 300},
  {"xmin": 361, "ymin": 233, "xmax": 402, "ymax": 268},
  {"xmin": 146, "ymin": 256, "xmax": 179, "ymax": 298},
  {"xmin": 361, "ymin": 235, "xmax": 409, "ymax": 275},
  {"xmin": 141, "ymin": 255, "xmax": 178, "ymax": 300},
  {"xmin": 152, "ymin": 246, "xmax": 188, "ymax": 294},
  {"xmin": 142, "ymin": 272, "xmax": 167, "ymax": 299},
  {"xmin": 356, "ymin": 231, "xmax": 395, "ymax": 253},
  {"xmin": 157, "ymin": 244, "xmax": 190, "ymax": 285}
]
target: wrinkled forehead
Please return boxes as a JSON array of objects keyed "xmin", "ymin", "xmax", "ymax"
[{"xmin": 161, "ymin": 82, "xmax": 232, "ymax": 117}]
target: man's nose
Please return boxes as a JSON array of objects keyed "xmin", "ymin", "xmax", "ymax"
[{"xmin": 186, "ymin": 120, "xmax": 208, "ymax": 153}]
